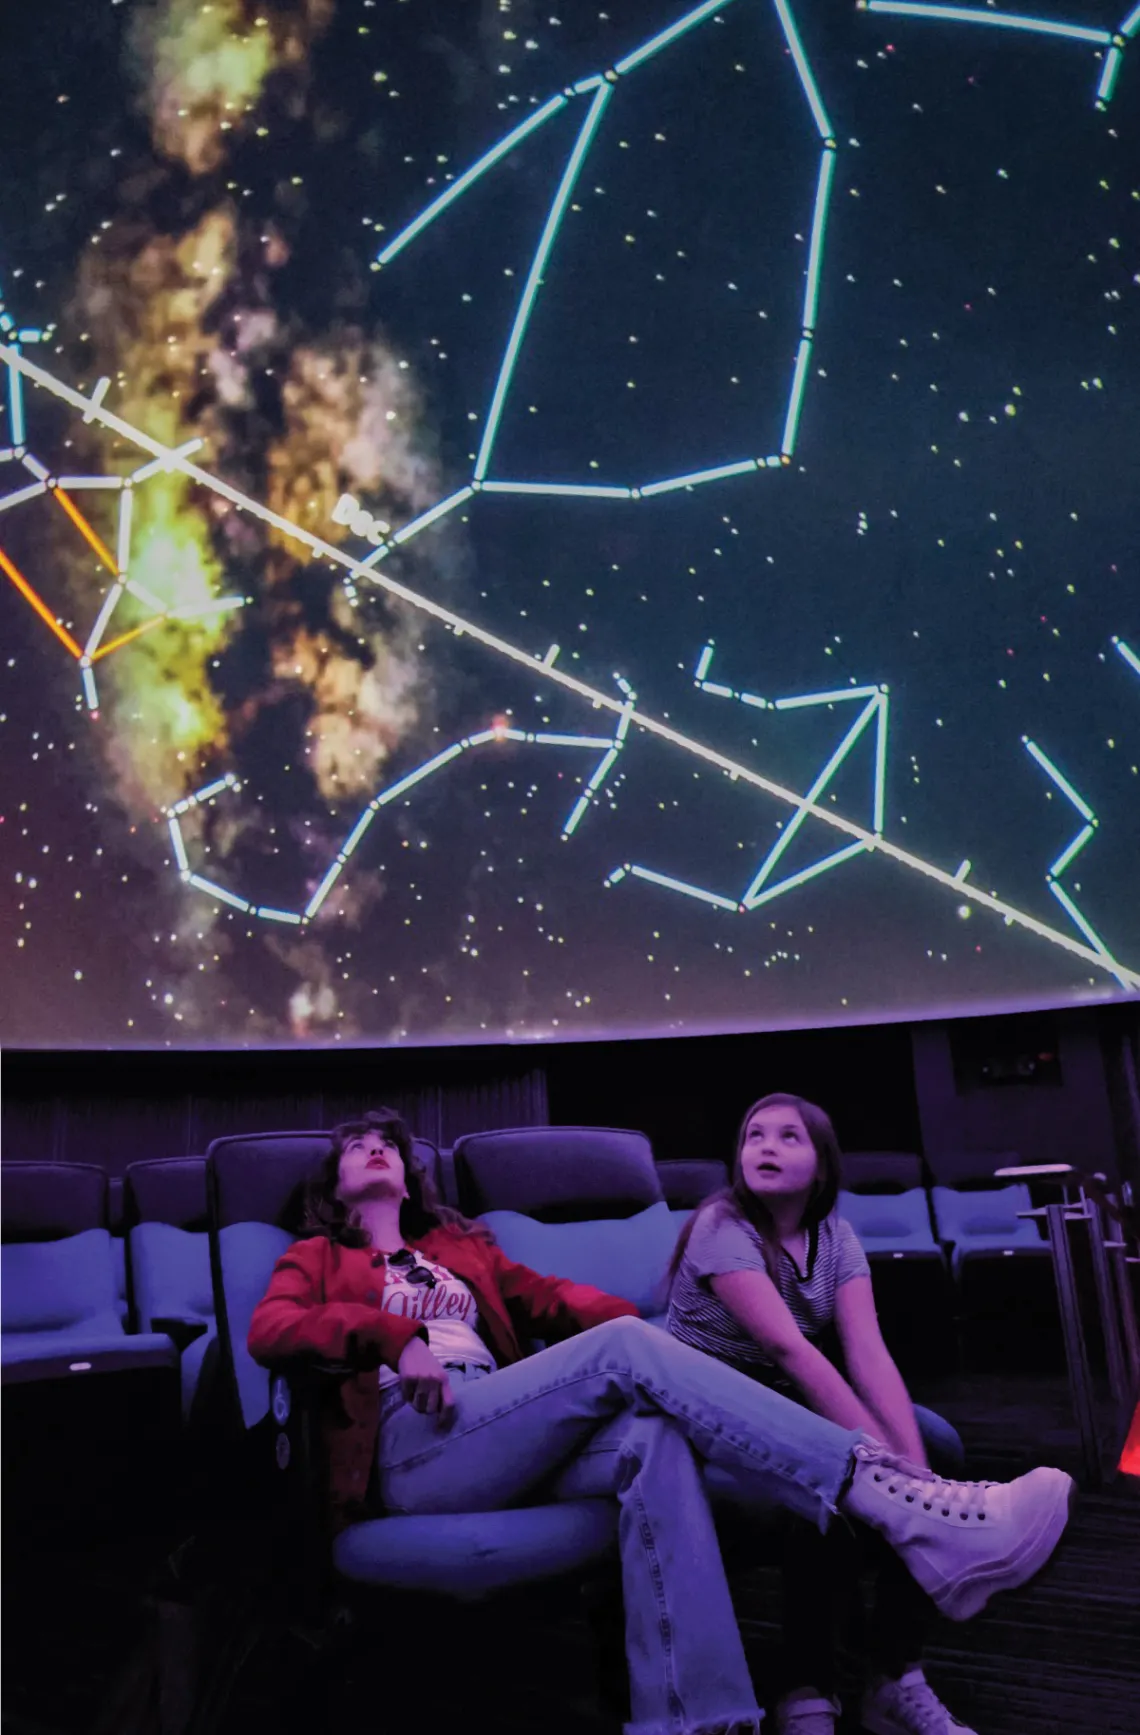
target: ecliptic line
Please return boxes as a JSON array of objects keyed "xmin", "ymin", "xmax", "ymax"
[{"xmin": 4, "ymin": 343, "xmax": 1136, "ymax": 989}]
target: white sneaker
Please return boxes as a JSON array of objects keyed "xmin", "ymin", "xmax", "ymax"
[
  {"xmin": 841, "ymin": 1442, "xmax": 1075, "ymax": 1622},
  {"xmin": 774, "ymin": 1690, "xmax": 842, "ymax": 1734},
  {"xmin": 861, "ymin": 1667, "xmax": 976, "ymax": 1734}
]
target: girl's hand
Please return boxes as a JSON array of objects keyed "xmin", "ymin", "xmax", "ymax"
[{"xmin": 396, "ymin": 1337, "xmax": 456, "ymax": 1427}]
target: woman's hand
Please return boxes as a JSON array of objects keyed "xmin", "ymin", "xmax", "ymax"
[{"xmin": 396, "ymin": 1337, "xmax": 456, "ymax": 1427}]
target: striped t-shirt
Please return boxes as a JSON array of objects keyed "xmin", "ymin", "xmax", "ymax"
[{"xmin": 666, "ymin": 1200, "xmax": 869, "ymax": 1392}]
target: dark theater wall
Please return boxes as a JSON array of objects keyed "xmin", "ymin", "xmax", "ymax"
[
  {"xmin": 3, "ymin": 1006, "xmax": 1134, "ymax": 1183},
  {"xmin": 912, "ymin": 1008, "xmax": 1134, "ymax": 1181}
]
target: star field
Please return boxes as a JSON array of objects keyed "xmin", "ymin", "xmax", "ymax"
[{"xmin": 0, "ymin": 0, "xmax": 1137, "ymax": 1046}]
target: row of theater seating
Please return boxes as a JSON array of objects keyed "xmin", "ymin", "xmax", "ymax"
[
  {"xmin": 2, "ymin": 1127, "xmax": 1069, "ymax": 1612},
  {"xmin": 2, "ymin": 1131, "xmax": 1059, "ymax": 1437}
]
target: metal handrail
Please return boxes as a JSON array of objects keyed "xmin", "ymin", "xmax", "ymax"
[{"xmin": 994, "ymin": 1163, "xmax": 1140, "ymax": 1487}]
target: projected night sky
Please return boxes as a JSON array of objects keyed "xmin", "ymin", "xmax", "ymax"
[{"xmin": 1, "ymin": 1, "xmax": 1137, "ymax": 1047}]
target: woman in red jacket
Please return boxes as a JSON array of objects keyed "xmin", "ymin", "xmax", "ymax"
[{"xmin": 249, "ymin": 1110, "xmax": 1076, "ymax": 1735}]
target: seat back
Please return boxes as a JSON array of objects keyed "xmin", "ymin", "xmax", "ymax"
[
  {"xmin": 925, "ymin": 1150, "xmax": 1023, "ymax": 1188},
  {"xmin": 2, "ymin": 1161, "xmax": 108, "ymax": 1242},
  {"xmin": 655, "ymin": 1159, "xmax": 729, "ymax": 1209},
  {"xmin": 841, "ymin": 1151, "xmax": 925, "ymax": 1194},
  {"xmin": 453, "ymin": 1126, "xmax": 662, "ymax": 1221}
]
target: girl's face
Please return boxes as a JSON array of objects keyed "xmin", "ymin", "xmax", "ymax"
[
  {"xmin": 335, "ymin": 1128, "xmax": 407, "ymax": 1206},
  {"xmin": 738, "ymin": 1105, "xmax": 819, "ymax": 1202}
]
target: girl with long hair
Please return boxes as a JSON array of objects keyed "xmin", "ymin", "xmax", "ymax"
[
  {"xmin": 249, "ymin": 1108, "xmax": 1074, "ymax": 1735},
  {"xmin": 667, "ymin": 1094, "xmax": 974, "ymax": 1735}
]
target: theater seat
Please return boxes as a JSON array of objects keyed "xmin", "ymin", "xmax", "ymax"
[
  {"xmin": 207, "ymin": 1128, "xmax": 617, "ymax": 1600},
  {"xmin": 930, "ymin": 1182, "xmax": 1045, "ymax": 1271},
  {"xmin": 1, "ymin": 1161, "xmax": 180, "ymax": 1538},
  {"xmin": 1, "ymin": 1163, "xmax": 177, "ymax": 1384},
  {"xmin": 930, "ymin": 1181, "xmax": 1061, "ymax": 1373},
  {"xmin": 458, "ymin": 1125, "xmax": 676, "ymax": 1328},
  {"xmin": 838, "ymin": 1162, "xmax": 956, "ymax": 1376},
  {"xmin": 838, "ymin": 1186, "xmax": 940, "ymax": 1257},
  {"xmin": 125, "ymin": 1157, "xmax": 216, "ymax": 1418}
]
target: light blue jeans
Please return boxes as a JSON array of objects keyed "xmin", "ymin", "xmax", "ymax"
[{"xmin": 377, "ymin": 1316, "xmax": 894, "ymax": 1735}]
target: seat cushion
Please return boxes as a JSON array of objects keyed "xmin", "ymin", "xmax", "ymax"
[
  {"xmin": 130, "ymin": 1223, "xmax": 215, "ymax": 1326},
  {"xmin": 1, "ymin": 1229, "xmax": 122, "ymax": 1335},
  {"xmin": 838, "ymin": 1190, "xmax": 938, "ymax": 1254},
  {"xmin": 332, "ymin": 1499, "xmax": 617, "ymax": 1597},
  {"xmin": 930, "ymin": 1184, "xmax": 1043, "ymax": 1258},
  {"xmin": 478, "ymin": 1202, "xmax": 679, "ymax": 1316},
  {"xmin": 217, "ymin": 1222, "xmax": 295, "ymax": 1427}
]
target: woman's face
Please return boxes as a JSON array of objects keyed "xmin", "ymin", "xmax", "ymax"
[
  {"xmin": 738, "ymin": 1104, "xmax": 819, "ymax": 1202},
  {"xmin": 335, "ymin": 1127, "xmax": 407, "ymax": 1205}
]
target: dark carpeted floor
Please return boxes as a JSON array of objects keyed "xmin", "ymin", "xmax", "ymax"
[{"xmin": 3, "ymin": 1374, "xmax": 1138, "ymax": 1735}]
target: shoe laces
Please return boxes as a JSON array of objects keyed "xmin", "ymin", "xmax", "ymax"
[
  {"xmin": 860, "ymin": 1448, "xmax": 996, "ymax": 1520},
  {"xmin": 874, "ymin": 1673, "xmax": 966, "ymax": 1733}
]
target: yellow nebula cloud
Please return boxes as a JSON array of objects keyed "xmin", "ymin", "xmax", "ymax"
[
  {"xmin": 131, "ymin": 0, "xmax": 335, "ymax": 174},
  {"xmin": 68, "ymin": 207, "xmax": 241, "ymax": 805}
]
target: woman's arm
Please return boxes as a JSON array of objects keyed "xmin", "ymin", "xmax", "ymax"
[
  {"xmin": 711, "ymin": 1267, "xmax": 885, "ymax": 1438},
  {"xmin": 247, "ymin": 1239, "xmax": 426, "ymax": 1371},
  {"xmin": 486, "ymin": 1242, "xmax": 640, "ymax": 1340},
  {"xmin": 832, "ymin": 1275, "xmax": 927, "ymax": 1465}
]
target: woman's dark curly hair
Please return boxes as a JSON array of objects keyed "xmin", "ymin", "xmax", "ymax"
[
  {"xmin": 666, "ymin": 1092, "xmax": 843, "ymax": 1291},
  {"xmin": 302, "ymin": 1108, "xmax": 487, "ymax": 1248}
]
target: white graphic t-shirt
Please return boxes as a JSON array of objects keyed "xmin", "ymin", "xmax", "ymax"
[{"xmin": 374, "ymin": 1250, "xmax": 498, "ymax": 1390}]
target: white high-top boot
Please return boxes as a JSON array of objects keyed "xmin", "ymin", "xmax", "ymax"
[{"xmin": 839, "ymin": 1441, "xmax": 1075, "ymax": 1622}]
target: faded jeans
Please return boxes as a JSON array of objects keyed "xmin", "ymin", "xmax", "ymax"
[{"xmin": 377, "ymin": 1315, "xmax": 889, "ymax": 1735}]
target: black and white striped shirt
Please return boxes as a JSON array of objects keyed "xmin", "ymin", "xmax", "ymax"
[{"xmin": 666, "ymin": 1200, "xmax": 869, "ymax": 1390}]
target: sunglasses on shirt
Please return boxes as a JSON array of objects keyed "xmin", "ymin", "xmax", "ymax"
[{"xmin": 387, "ymin": 1248, "xmax": 438, "ymax": 1290}]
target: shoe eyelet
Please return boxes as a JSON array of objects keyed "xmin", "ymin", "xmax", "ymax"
[
  {"xmin": 960, "ymin": 1512, "xmax": 968, "ymax": 1519},
  {"xmin": 978, "ymin": 1513, "xmax": 985, "ymax": 1520},
  {"xmin": 941, "ymin": 1508, "xmax": 950, "ymax": 1516},
  {"xmin": 923, "ymin": 1502, "xmax": 932, "ymax": 1510},
  {"xmin": 905, "ymin": 1494, "xmax": 914, "ymax": 1502}
]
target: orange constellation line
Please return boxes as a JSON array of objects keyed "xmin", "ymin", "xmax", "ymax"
[{"xmin": 0, "ymin": 483, "xmax": 165, "ymax": 673}]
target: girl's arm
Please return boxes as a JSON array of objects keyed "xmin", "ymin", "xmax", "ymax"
[
  {"xmin": 711, "ymin": 1267, "xmax": 886, "ymax": 1439},
  {"xmin": 833, "ymin": 1275, "xmax": 927, "ymax": 1465}
]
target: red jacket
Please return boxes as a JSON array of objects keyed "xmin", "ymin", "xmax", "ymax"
[{"xmin": 248, "ymin": 1224, "xmax": 639, "ymax": 1528}]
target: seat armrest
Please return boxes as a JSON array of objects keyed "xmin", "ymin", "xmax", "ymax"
[{"xmin": 152, "ymin": 1316, "xmax": 210, "ymax": 1354}]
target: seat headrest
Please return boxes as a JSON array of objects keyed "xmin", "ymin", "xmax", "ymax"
[
  {"xmin": 655, "ymin": 1160, "xmax": 730, "ymax": 1209},
  {"xmin": 840, "ymin": 1152, "xmax": 924, "ymax": 1194},
  {"xmin": 208, "ymin": 1133, "xmax": 334, "ymax": 1230},
  {"xmin": 207, "ymin": 1131, "xmax": 440, "ymax": 1228},
  {"xmin": 452, "ymin": 1127, "xmax": 661, "ymax": 1221},
  {"xmin": 125, "ymin": 1157, "xmax": 209, "ymax": 1230},
  {"xmin": 925, "ymin": 1151, "xmax": 1023, "ymax": 1188},
  {"xmin": 1, "ymin": 1162, "xmax": 108, "ymax": 1242}
]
